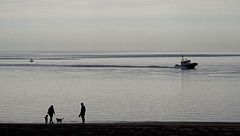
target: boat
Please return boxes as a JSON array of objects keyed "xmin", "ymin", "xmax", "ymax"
[
  {"xmin": 30, "ymin": 58, "xmax": 34, "ymax": 62},
  {"xmin": 175, "ymin": 56, "xmax": 198, "ymax": 69}
]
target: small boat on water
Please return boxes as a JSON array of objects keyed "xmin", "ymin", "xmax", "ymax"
[
  {"xmin": 175, "ymin": 56, "xmax": 198, "ymax": 69},
  {"xmin": 30, "ymin": 58, "xmax": 34, "ymax": 62}
]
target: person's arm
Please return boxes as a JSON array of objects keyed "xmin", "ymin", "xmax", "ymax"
[
  {"xmin": 79, "ymin": 112, "xmax": 81, "ymax": 117},
  {"xmin": 79, "ymin": 108, "xmax": 82, "ymax": 117}
]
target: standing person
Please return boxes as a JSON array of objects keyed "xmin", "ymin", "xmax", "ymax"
[
  {"xmin": 44, "ymin": 115, "xmax": 48, "ymax": 124},
  {"xmin": 79, "ymin": 103, "xmax": 86, "ymax": 124},
  {"xmin": 48, "ymin": 105, "xmax": 55, "ymax": 124}
]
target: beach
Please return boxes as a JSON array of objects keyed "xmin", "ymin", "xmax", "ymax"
[{"xmin": 1, "ymin": 122, "xmax": 240, "ymax": 136}]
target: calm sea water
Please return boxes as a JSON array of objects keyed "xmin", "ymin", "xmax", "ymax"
[{"xmin": 0, "ymin": 51, "xmax": 240, "ymax": 123}]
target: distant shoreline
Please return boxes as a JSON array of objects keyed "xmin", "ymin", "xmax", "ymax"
[
  {"xmin": 1, "ymin": 53, "xmax": 240, "ymax": 59},
  {"xmin": 1, "ymin": 122, "xmax": 240, "ymax": 136},
  {"xmin": 1, "ymin": 51, "xmax": 240, "ymax": 60}
]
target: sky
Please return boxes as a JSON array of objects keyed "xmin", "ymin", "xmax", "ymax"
[{"xmin": 0, "ymin": 0, "xmax": 240, "ymax": 51}]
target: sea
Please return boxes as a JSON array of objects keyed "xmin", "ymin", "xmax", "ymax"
[{"xmin": 0, "ymin": 51, "xmax": 240, "ymax": 123}]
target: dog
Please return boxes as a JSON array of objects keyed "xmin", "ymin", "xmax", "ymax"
[{"xmin": 56, "ymin": 118, "xmax": 64, "ymax": 123}]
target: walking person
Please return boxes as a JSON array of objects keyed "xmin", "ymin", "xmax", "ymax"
[
  {"xmin": 48, "ymin": 105, "xmax": 55, "ymax": 124},
  {"xmin": 79, "ymin": 103, "xmax": 86, "ymax": 124}
]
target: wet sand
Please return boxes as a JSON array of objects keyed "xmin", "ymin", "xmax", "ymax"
[{"xmin": 1, "ymin": 122, "xmax": 240, "ymax": 136}]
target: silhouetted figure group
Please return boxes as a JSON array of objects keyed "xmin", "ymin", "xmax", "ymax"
[{"xmin": 45, "ymin": 103, "xmax": 86, "ymax": 124}]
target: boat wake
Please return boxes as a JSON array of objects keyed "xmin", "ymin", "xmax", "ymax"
[{"xmin": 0, "ymin": 64, "xmax": 174, "ymax": 69}]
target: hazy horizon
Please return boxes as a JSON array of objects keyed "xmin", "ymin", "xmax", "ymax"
[{"xmin": 1, "ymin": 0, "xmax": 240, "ymax": 51}]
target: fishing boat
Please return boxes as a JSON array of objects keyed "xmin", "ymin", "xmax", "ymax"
[
  {"xmin": 175, "ymin": 56, "xmax": 198, "ymax": 69},
  {"xmin": 30, "ymin": 58, "xmax": 34, "ymax": 62}
]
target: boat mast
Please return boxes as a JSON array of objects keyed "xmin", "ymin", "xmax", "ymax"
[{"xmin": 181, "ymin": 51, "xmax": 184, "ymax": 60}]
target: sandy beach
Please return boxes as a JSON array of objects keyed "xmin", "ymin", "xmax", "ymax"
[{"xmin": 1, "ymin": 122, "xmax": 240, "ymax": 136}]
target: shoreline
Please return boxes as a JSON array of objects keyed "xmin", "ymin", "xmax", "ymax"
[{"xmin": 1, "ymin": 122, "xmax": 240, "ymax": 136}]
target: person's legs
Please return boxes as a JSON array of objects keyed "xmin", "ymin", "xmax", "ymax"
[
  {"xmin": 81, "ymin": 115, "xmax": 85, "ymax": 124},
  {"xmin": 50, "ymin": 115, "xmax": 53, "ymax": 124}
]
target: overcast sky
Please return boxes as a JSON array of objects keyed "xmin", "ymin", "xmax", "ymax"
[{"xmin": 0, "ymin": 0, "xmax": 240, "ymax": 51}]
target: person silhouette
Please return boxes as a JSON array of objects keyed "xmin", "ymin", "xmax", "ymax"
[
  {"xmin": 44, "ymin": 115, "xmax": 48, "ymax": 124},
  {"xmin": 47, "ymin": 105, "xmax": 55, "ymax": 124},
  {"xmin": 79, "ymin": 103, "xmax": 86, "ymax": 124}
]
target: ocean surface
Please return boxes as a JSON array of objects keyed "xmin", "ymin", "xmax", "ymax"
[{"xmin": 0, "ymin": 51, "xmax": 240, "ymax": 123}]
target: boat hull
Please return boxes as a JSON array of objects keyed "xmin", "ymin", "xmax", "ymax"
[{"xmin": 175, "ymin": 63, "xmax": 198, "ymax": 69}]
